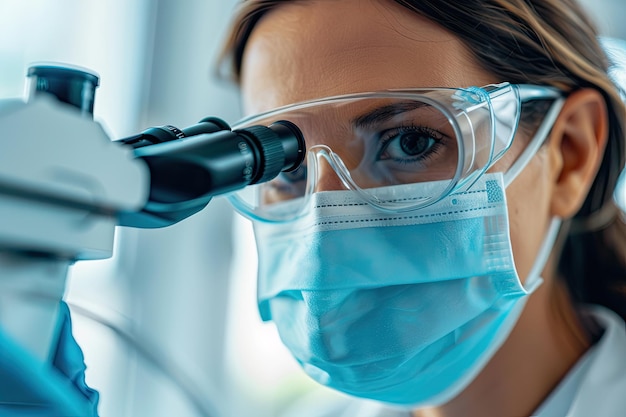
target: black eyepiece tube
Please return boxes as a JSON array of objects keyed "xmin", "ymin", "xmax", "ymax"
[
  {"xmin": 267, "ymin": 120, "xmax": 306, "ymax": 173},
  {"xmin": 117, "ymin": 119, "xmax": 305, "ymax": 228},
  {"xmin": 118, "ymin": 117, "xmax": 230, "ymax": 149},
  {"xmin": 235, "ymin": 120, "xmax": 305, "ymax": 186}
]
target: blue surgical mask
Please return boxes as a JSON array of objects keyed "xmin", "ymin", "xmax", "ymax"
[{"xmin": 254, "ymin": 173, "xmax": 559, "ymax": 407}]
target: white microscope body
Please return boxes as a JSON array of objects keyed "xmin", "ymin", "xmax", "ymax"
[{"xmin": 0, "ymin": 95, "xmax": 149, "ymax": 363}]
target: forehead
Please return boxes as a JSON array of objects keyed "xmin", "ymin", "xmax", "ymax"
[{"xmin": 240, "ymin": 0, "xmax": 496, "ymax": 115}]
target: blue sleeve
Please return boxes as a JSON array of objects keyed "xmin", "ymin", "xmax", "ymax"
[
  {"xmin": 51, "ymin": 302, "xmax": 100, "ymax": 415},
  {"xmin": 0, "ymin": 301, "xmax": 100, "ymax": 417}
]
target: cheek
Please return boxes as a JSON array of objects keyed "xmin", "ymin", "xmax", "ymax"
[{"xmin": 505, "ymin": 150, "xmax": 553, "ymax": 282}]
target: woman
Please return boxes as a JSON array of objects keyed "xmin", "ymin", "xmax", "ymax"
[{"xmin": 219, "ymin": 0, "xmax": 626, "ymax": 416}]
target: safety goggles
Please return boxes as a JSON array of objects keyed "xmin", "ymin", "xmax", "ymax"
[{"xmin": 228, "ymin": 83, "xmax": 564, "ymax": 222}]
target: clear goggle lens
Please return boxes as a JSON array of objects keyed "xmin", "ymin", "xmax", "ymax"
[{"xmin": 229, "ymin": 83, "xmax": 562, "ymax": 222}]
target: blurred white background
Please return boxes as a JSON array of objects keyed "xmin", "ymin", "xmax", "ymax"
[{"xmin": 0, "ymin": 1, "xmax": 624, "ymax": 417}]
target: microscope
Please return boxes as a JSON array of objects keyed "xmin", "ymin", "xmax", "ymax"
[{"xmin": 0, "ymin": 64, "xmax": 304, "ymax": 414}]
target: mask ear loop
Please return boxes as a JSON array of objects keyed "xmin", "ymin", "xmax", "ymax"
[
  {"xmin": 523, "ymin": 218, "xmax": 562, "ymax": 293},
  {"xmin": 501, "ymin": 96, "xmax": 566, "ymax": 292}
]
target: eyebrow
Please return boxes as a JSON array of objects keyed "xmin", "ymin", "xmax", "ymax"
[{"xmin": 351, "ymin": 101, "xmax": 431, "ymax": 130}]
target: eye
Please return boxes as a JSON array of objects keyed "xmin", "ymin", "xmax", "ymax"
[
  {"xmin": 280, "ymin": 164, "xmax": 307, "ymax": 183},
  {"xmin": 377, "ymin": 126, "xmax": 444, "ymax": 162},
  {"xmin": 263, "ymin": 164, "xmax": 307, "ymax": 200}
]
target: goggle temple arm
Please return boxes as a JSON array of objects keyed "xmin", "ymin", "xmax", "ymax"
[{"xmin": 503, "ymin": 95, "xmax": 566, "ymax": 187}]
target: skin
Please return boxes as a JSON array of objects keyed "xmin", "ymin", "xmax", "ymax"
[{"xmin": 239, "ymin": 0, "xmax": 609, "ymax": 415}]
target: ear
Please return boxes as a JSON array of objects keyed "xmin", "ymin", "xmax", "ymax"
[{"xmin": 547, "ymin": 88, "xmax": 609, "ymax": 219}]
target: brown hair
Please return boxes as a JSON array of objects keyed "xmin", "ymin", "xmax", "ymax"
[{"xmin": 218, "ymin": 0, "xmax": 626, "ymax": 320}]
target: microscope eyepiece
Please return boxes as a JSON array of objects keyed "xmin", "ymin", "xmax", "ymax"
[
  {"xmin": 235, "ymin": 120, "xmax": 305, "ymax": 186},
  {"xmin": 118, "ymin": 118, "xmax": 306, "ymax": 227},
  {"xmin": 26, "ymin": 64, "xmax": 100, "ymax": 118}
]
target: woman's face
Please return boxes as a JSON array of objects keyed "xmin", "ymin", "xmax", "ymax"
[{"xmin": 240, "ymin": 0, "xmax": 556, "ymax": 282}]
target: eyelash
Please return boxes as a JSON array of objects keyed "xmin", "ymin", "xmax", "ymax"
[{"xmin": 376, "ymin": 124, "xmax": 445, "ymax": 164}]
